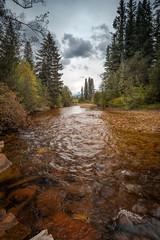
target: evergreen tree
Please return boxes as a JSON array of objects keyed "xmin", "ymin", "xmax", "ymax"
[
  {"xmin": 154, "ymin": 1, "xmax": 160, "ymax": 52},
  {"xmin": 136, "ymin": 0, "xmax": 153, "ymax": 58},
  {"xmin": 109, "ymin": 34, "xmax": 121, "ymax": 72},
  {"xmin": 88, "ymin": 77, "xmax": 95, "ymax": 100},
  {"xmin": 36, "ymin": 32, "xmax": 63, "ymax": 107},
  {"xmin": 113, "ymin": 0, "xmax": 126, "ymax": 65},
  {"xmin": 24, "ymin": 41, "xmax": 34, "ymax": 69},
  {"xmin": 81, "ymin": 86, "xmax": 84, "ymax": 100},
  {"xmin": 125, "ymin": 0, "xmax": 137, "ymax": 58},
  {"xmin": 61, "ymin": 86, "xmax": 72, "ymax": 107},
  {"xmin": 84, "ymin": 78, "xmax": 88, "ymax": 100},
  {"xmin": 0, "ymin": 20, "xmax": 20, "ymax": 87}
]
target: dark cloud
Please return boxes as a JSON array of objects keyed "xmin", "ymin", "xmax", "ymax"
[
  {"xmin": 91, "ymin": 23, "xmax": 111, "ymax": 58},
  {"xmin": 62, "ymin": 34, "xmax": 94, "ymax": 59}
]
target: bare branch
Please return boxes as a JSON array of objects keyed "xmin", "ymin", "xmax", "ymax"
[{"xmin": 12, "ymin": 0, "xmax": 46, "ymax": 9}]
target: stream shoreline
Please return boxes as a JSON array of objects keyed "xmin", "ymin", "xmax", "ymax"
[{"xmin": 0, "ymin": 105, "xmax": 160, "ymax": 240}]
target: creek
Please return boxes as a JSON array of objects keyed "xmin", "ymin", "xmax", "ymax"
[{"xmin": 1, "ymin": 106, "xmax": 160, "ymax": 240}]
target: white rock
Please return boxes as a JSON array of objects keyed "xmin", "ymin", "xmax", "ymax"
[{"xmin": 30, "ymin": 229, "xmax": 54, "ymax": 240}]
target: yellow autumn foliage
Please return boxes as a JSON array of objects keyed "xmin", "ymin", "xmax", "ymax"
[{"xmin": 15, "ymin": 61, "xmax": 40, "ymax": 111}]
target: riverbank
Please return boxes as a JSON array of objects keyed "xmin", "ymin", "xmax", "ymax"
[
  {"xmin": 1, "ymin": 106, "xmax": 160, "ymax": 240},
  {"xmin": 102, "ymin": 108, "xmax": 160, "ymax": 134}
]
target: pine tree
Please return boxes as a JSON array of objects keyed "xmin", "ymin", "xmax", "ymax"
[
  {"xmin": 0, "ymin": 20, "xmax": 20, "ymax": 87},
  {"xmin": 84, "ymin": 78, "xmax": 88, "ymax": 100},
  {"xmin": 81, "ymin": 86, "xmax": 84, "ymax": 100},
  {"xmin": 125, "ymin": 0, "xmax": 137, "ymax": 59},
  {"xmin": 154, "ymin": 1, "xmax": 160, "ymax": 52},
  {"xmin": 136, "ymin": 0, "xmax": 153, "ymax": 58},
  {"xmin": 113, "ymin": 0, "xmax": 126, "ymax": 65},
  {"xmin": 109, "ymin": 34, "xmax": 121, "ymax": 72},
  {"xmin": 88, "ymin": 77, "xmax": 95, "ymax": 101},
  {"xmin": 24, "ymin": 41, "xmax": 34, "ymax": 69},
  {"xmin": 36, "ymin": 32, "xmax": 63, "ymax": 107}
]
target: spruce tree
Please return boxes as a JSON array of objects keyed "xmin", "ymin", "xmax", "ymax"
[
  {"xmin": 0, "ymin": 20, "xmax": 20, "ymax": 87},
  {"xmin": 154, "ymin": 1, "xmax": 160, "ymax": 52},
  {"xmin": 36, "ymin": 32, "xmax": 63, "ymax": 107},
  {"xmin": 81, "ymin": 86, "xmax": 84, "ymax": 100},
  {"xmin": 84, "ymin": 78, "xmax": 88, "ymax": 100},
  {"xmin": 113, "ymin": 0, "xmax": 126, "ymax": 65},
  {"xmin": 125, "ymin": 0, "xmax": 137, "ymax": 59},
  {"xmin": 136, "ymin": 0, "xmax": 153, "ymax": 58},
  {"xmin": 88, "ymin": 77, "xmax": 94, "ymax": 101},
  {"xmin": 24, "ymin": 41, "xmax": 34, "ymax": 69}
]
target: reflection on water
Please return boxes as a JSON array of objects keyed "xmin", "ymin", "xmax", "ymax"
[{"xmin": 1, "ymin": 106, "xmax": 160, "ymax": 240}]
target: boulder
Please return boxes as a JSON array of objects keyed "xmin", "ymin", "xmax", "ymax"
[
  {"xmin": 114, "ymin": 209, "xmax": 160, "ymax": 240},
  {"xmin": 8, "ymin": 186, "xmax": 38, "ymax": 216},
  {"xmin": 37, "ymin": 212, "xmax": 100, "ymax": 240},
  {"xmin": 0, "ymin": 209, "xmax": 18, "ymax": 237},
  {"xmin": 30, "ymin": 229, "xmax": 54, "ymax": 240},
  {"xmin": 64, "ymin": 199, "xmax": 93, "ymax": 222},
  {"xmin": 0, "ymin": 222, "xmax": 31, "ymax": 240},
  {"xmin": 0, "ymin": 154, "xmax": 12, "ymax": 174},
  {"xmin": 0, "ymin": 164, "xmax": 20, "ymax": 183},
  {"xmin": 36, "ymin": 189, "xmax": 64, "ymax": 217},
  {"xmin": 0, "ymin": 141, "xmax": 4, "ymax": 153}
]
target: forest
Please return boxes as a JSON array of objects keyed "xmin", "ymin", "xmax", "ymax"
[
  {"xmin": 0, "ymin": 0, "xmax": 72, "ymax": 131},
  {"xmin": 94, "ymin": 0, "xmax": 160, "ymax": 109}
]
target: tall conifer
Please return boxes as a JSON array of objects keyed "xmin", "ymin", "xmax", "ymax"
[
  {"xmin": 36, "ymin": 32, "xmax": 63, "ymax": 107},
  {"xmin": 24, "ymin": 41, "xmax": 34, "ymax": 69}
]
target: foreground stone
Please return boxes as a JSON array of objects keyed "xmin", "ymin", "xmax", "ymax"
[
  {"xmin": 0, "ymin": 222, "xmax": 31, "ymax": 240},
  {"xmin": 114, "ymin": 209, "xmax": 160, "ymax": 240},
  {"xmin": 0, "ymin": 164, "xmax": 20, "ymax": 183},
  {"xmin": 8, "ymin": 186, "xmax": 38, "ymax": 216},
  {"xmin": 0, "ymin": 209, "xmax": 18, "ymax": 236},
  {"xmin": 0, "ymin": 154, "xmax": 12, "ymax": 174},
  {"xmin": 36, "ymin": 189, "xmax": 64, "ymax": 217},
  {"xmin": 0, "ymin": 141, "xmax": 4, "ymax": 153},
  {"xmin": 30, "ymin": 229, "xmax": 54, "ymax": 240},
  {"xmin": 37, "ymin": 211, "xmax": 100, "ymax": 240}
]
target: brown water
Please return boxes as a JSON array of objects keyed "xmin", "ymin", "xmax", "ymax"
[{"xmin": 1, "ymin": 106, "xmax": 160, "ymax": 240}]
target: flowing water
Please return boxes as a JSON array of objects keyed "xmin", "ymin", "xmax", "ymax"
[{"xmin": 1, "ymin": 106, "xmax": 160, "ymax": 240}]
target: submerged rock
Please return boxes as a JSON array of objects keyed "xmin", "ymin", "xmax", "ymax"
[
  {"xmin": 30, "ymin": 229, "xmax": 54, "ymax": 240},
  {"xmin": 37, "ymin": 211, "xmax": 100, "ymax": 240},
  {"xmin": 0, "ymin": 141, "xmax": 4, "ymax": 153},
  {"xmin": 0, "ymin": 164, "xmax": 20, "ymax": 183},
  {"xmin": 0, "ymin": 154, "xmax": 12, "ymax": 174},
  {"xmin": 7, "ymin": 186, "xmax": 38, "ymax": 216},
  {"xmin": 0, "ymin": 210, "xmax": 18, "ymax": 235},
  {"xmin": 64, "ymin": 199, "xmax": 93, "ymax": 222},
  {"xmin": 114, "ymin": 209, "xmax": 160, "ymax": 240},
  {"xmin": 0, "ymin": 222, "xmax": 31, "ymax": 240},
  {"xmin": 36, "ymin": 189, "xmax": 64, "ymax": 217},
  {"xmin": 36, "ymin": 148, "xmax": 52, "ymax": 154}
]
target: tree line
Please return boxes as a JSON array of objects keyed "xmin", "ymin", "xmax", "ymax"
[
  {"xmin": 79, "ymin": 77, "xmax": 95, "ymax": 102},
  {"xmin": 0, "ymin": 1, "xmax": 72, "ymax": 130},
  {"xmin": 94, "ymin": 0, "xmax": 160, "ymax": 109}
]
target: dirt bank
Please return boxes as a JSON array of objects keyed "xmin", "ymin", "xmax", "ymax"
[{"xmin": 103, "ymin": 109, "xmax": 160, "ymax": 134}]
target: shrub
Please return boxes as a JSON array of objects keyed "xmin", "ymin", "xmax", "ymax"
[
  {"xmin": 108, "ymin": 97, "xmax": 124, "ymax": 108},
  {"xmin": 0, "ymin": 83, "xmax": 29, "ymax": 130}
]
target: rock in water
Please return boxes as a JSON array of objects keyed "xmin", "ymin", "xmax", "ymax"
[
  {"xmin": 0, "ymin": 154, "xmax": 12, "ymax": 174},
  {"xmin": 0, "ymin": 209, "xmax": 18, "ymax": 237},
  {"xmin": 0, "ymin": 141, "xmax": 4, "ymax": 153},
  {"xmin": 30, "ymin": 229, "xmax": 54, "ymax": 240}
]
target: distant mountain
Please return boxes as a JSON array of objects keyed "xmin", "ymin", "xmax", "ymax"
[{"xmin": 73, "ymin": 92, "xmax": 81, "ymax": 98}]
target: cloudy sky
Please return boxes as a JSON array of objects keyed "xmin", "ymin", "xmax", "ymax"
[{"xmin": 6, "ymin": 0, "xmax": 154, "ymax": 94}]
